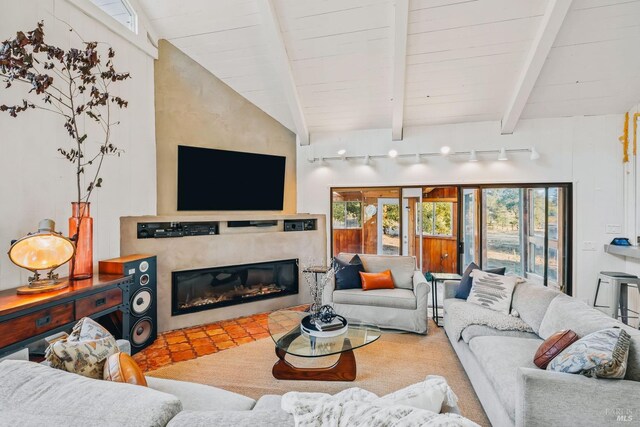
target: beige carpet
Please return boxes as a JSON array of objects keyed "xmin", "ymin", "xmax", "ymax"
[{"xmin": 147, "ymin": 321, "xmax": 490, "ymax": 426}]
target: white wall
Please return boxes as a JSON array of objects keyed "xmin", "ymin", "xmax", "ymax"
[
  {"xmin": 297, "ymin": 115, "xmax": 631, "ymax": 306},
  {"xmin": 623, "ymin": 102, "xmax": 640, "ymax": 325},
  {"xmin": 0, "ymin": 0, "xmax": 157, "ymax": 289}
]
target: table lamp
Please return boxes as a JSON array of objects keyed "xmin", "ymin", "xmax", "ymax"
[{"xmin": 8, "ymin": 219, "xmax": 76, "ymax": 294}]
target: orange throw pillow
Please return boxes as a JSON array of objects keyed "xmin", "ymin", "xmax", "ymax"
[
  {"xmin": 103, "ymin": 352, "xmax": 148, "ymax": 386},
  {"xmin": 359, "ymin": 270, "xmax": 394, "ymax": 290}
]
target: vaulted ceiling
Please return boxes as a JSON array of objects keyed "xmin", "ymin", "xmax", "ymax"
[{"xmin": 138, "ymin": 0, "xmax": 640, "ymax": 142}]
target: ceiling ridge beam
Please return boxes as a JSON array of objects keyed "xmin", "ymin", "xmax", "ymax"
[
  {"xmin": 258, "ymin": 0, "xmax": 310, "ymax": 145},
  {"xmin": 501, "ymin": 0, "xmax": 573, "ymax": 134},
  {"xmin": 392, "ymin": 0, "xmax": 410, "ymax": 141}
]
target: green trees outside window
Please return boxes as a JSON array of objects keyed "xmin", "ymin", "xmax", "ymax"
[
  {"xmin": 420, "ymin": 202, "xmax": 453, "ymax": 236},
  {"xmin": 333, "ymin": 201, "xmax": 362, "ymax": 229}
]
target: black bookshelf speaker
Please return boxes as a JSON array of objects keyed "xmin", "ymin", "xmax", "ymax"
[{"xmin": 99, "ymin": 254, "xmax": 157, "ymax": 354}]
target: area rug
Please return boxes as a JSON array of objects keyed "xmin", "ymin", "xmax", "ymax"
[{"xmin": 147, "ymin": 321, "xmax": 490, "ymax": 426}]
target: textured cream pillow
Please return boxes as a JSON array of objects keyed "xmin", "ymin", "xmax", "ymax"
[
  {"xmin": 467, "ymin": 270, "xmax": 519, "ymax": 315},
  {"xmin": 374, "ymin": 375, "xmax": 459, "ymax": 413},
  {"xmin": 45, "ymin": 317, "xmax": 118, "ymax": 379}
]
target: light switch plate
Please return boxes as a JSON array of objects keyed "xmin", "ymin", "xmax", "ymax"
[
  {"xmin": 605, "ymin": 224, "xmax": 621, "ymax": 234},
  {"xmin": 582, "ymin": 241, "xmax": 596, "ymax": 251}
]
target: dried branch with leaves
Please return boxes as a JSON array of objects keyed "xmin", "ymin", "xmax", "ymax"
[
  {"xmin": 0, "ymin": 21, "xmax": 130, "ymax": 203},
  {"xmin": 0, "ymin": 21, "xmax": 131, "ymax": 275}
]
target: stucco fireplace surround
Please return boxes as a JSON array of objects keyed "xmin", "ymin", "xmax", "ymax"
[{"xmin": 121, "ymin": 214, "xmax": 326, "ymax": 332}]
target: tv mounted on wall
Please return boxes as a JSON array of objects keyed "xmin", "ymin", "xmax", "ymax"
[{"xmin": 177, "ymin": 145, "xmax": 286, "ymax": 211}]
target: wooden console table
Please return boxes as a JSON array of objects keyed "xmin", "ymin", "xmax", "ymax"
[{"xmin": 0, "ymin": 274, "xmax": 133, "ymax": 358}]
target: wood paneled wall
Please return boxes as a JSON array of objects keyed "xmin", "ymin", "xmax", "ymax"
[
  {"xmin": 418, "ymin": 237, "xmax": 458, "ymax": 273},
  {"xmin": 423, "ymin": 187, "xmax": 458, "ymax": 201},
  {"xmin": 333, "ymin": 229, "xmax": 363, "ymax": 256}
]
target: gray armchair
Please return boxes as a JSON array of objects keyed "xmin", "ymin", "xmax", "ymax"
[{"xmin": 323, "ymin": 253, "xmax": 430, "ymax": 334}]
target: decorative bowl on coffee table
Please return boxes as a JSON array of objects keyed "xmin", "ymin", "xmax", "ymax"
[{"xmin": 267, "ymin": 309, "xmax": 381, "ymax": 381}]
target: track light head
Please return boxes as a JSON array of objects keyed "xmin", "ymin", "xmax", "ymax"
[{"xmin": 530, "ymin": 147, "xmax": 540, "ymax": 160}]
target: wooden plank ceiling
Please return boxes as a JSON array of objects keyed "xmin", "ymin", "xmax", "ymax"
[{"xmin": 138, "ymin": 0, "xmax": 640, "ymax": 136}]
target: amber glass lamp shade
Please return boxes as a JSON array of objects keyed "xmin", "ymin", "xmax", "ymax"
[{"xmin": 8, "ymin": 219, "xmax": 75, "ymax": 293}]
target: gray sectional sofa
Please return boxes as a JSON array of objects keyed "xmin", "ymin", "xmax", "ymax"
[
  {"xmin": 443, "ymin": 279, "xmax": 640, "ymax": 427},
  {"xmin": 0, "ymin": 359, "xmax": 465, "ymax": 426}
]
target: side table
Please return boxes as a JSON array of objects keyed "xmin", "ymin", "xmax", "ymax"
[
  {"xmin": 430, "ymin": 272, "xmax": 462, "ymax": 327},
  {"xmin": 303, "ymin": 265, "xmax": 331, "ymax": 284}
]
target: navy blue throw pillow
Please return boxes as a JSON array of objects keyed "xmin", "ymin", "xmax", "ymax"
[
  {"xmin": 334, "ymin": 255, "xmax": 365, "ymax": 290},
  {"xmin": 455, "ymin": 262, "xmax": 506, "ymax": 300}
]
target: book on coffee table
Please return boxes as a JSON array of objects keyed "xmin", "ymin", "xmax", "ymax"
[{"xmin": 315, "ymin": 318, "xmax": 344, "ymax": 331}]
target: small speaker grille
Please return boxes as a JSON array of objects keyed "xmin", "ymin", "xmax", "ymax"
[{"xmin": 139, "ymin": 260, "xmax": 149, "ymax": 272}]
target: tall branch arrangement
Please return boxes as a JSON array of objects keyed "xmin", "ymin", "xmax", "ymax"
[{"xmin": 0, "ymin": 21, "xmax": 130, "ymax": 210}]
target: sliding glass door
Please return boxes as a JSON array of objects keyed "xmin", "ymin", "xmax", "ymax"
[
  {"xmin": 470, "ymin": 185, "xmax": 569, "ymax": 292},
  {"xmin": 482, "ymin": 188, "xmax": 524, "ymax": 275},
  {"xmin": 377, "ymin": 198, "xmax": 400, "ymax": 255},
  {"xmin": 402, "ymin": 188, "xmax": 423, "ymax": 270},
  {"xmin": 331, "ymin": 183, "xmax": 571, "ymax": 293},
  {"xmin": 461, "ymin": 188, "xmax": 480, "ymax": 268}
]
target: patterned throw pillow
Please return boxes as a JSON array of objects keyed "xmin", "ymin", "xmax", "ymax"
[
  {"xmin": 45, "ymin": 317, "xmax": 119, "ymax": 379},
  {"xmin": 466, "ymin": 270, "xmax": 519, "ymax": 315},
  {"xmin": 547, "ymin": 327, "xmax": 631, "ymax": 379},
  {"xmin": 455, "ymin": 262, "xmax": 506, "ymax": 300}
]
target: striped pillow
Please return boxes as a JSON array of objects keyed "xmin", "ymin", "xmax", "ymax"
[{"xmin": 467, "ymin": 270, "xmax": 519, "ymax": 315}]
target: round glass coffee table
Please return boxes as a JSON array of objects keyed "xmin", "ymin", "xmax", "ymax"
[{"xmin": 267, "ymin": 309, "xmax": 381, "ymax": 381}]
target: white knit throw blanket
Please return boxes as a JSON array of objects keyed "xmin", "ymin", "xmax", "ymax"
[
  {"xmin": 447, "ymin": 299, "xmax": 533, "ymax": 341},
  {"xmin": 281, "ymin": 376, "xmax": 479, "ymax": 427}
]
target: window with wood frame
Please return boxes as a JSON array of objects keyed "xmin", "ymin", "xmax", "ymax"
[
  {"xmin": 418, "ymin": 201, "xmax": 454, "ymax": 237},
  {"xmin": 332, "ymin": 201, "xmax": 362, "ymax": 229}
]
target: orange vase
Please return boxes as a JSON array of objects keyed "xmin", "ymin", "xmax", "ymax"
[{"xmin": 69, "ymin": 202, "xmax": 93, "ymax": 280}]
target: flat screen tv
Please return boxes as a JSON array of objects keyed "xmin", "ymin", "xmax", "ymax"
[{"xmin": 177, "ymin": 145, "xmax": 286, "ymax": 211}]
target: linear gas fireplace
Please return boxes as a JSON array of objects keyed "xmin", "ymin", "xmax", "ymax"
[{"xmin": 172, "ymin": 259, "xmax": 299, "ymax": 315}]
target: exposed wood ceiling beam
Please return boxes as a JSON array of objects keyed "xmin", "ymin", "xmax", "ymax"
[
  {"xmin": 501, "ymin": 0, "xmax": 573, "ymax": 134},
  {"xmin": 391, "ymin": 0, "xmax": 409, "ymax": 141},
  {"xmin": 258, "ymin": 0, "xmax": 309, "ymax": 145}
]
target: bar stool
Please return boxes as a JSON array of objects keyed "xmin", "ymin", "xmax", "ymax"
[{"xmin": 593, "ymin": 271, "xmax": 640, "ymax": 325}]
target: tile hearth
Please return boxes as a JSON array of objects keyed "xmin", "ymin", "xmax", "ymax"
[{"xmin": 133, "ymin": 305, "xmax": 308, "ymax": 372}]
